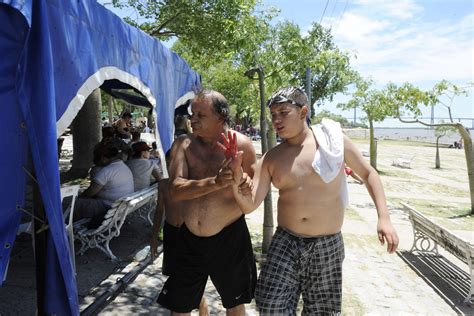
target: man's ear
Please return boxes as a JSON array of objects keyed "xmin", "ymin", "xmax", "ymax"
[{"xmin": 300, "ymin": 105, "xmax": 309, "ymax": 119}]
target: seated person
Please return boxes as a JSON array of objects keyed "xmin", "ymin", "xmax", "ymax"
[
  {"xmin": 126, "ymin": 141, "xmax": 163, "ymax": 191},
  {"xmin": 74, "ymin": 144, "xmax": 134, "ymax": 225},
  {"xmin": 92, "ymin": 126, "xmax": 130, "ymax": 166}
]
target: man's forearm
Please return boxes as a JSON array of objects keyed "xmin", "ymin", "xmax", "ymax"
[
  {"xmin": 232, "ymin": 185, "xmax": 256, "ymax": 214},
  {"xmin": 365, "ymin": 171, "xmax": 391, "ymax": 220},
  {"xmin": 170, "ymin": 177, "xmax": 226, "ymax": 201}
]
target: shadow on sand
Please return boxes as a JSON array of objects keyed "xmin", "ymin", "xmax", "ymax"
[{"xmin": 397, "ymin": 251, "xmax": 472, "ymax": 315}]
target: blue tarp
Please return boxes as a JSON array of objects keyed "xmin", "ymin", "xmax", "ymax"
[{"xmin": 0, "ymin": 0, "xmax": 200, "ymax": 314}]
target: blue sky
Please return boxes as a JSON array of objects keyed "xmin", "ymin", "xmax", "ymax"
[{"xmin": 99, "ymin": 0, "xmax": 473, "ymax": 127}]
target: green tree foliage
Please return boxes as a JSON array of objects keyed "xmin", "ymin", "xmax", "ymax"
[
  {"xmin": 111, "ymin": 0, "xmax": 257, "ymax": 59},
  {"xmin": 314, "ymin": 109, "xmax": 350, "ymax": 127},
  {"xmin": 338, "ymin": 78, "xmax": 392, "ymax": 169},
  {"xmin": 242, "ymin": 21, "xmax": 357, "ymax": 110},
  {"xmin": 294, "ymin": 23, "xmax": 358, "ymax": 111}
]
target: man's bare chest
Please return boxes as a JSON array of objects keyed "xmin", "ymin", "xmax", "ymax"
[
  {"xmin": 186, "ymin": 148, "xmax": 225, "ymax": 179},
  {"xmin": 271, "ymin": 152, "xmax": 318, "ymax": 189}
]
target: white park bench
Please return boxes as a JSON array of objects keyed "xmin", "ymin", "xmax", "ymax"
[
  {"xmin": 401, "ymin": 202, "xmax": 473, "ymax": 304},
  {"xmin": 74, "ymin": 183, "xmax": 158, "ymax": 261}
]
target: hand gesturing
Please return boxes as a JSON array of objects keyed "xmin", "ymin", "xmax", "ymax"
[
  {"xmin": 217, "ymin": 131, "xmax": 238, "ymax": 159},
  {"xmin": 217, "ymin": 131, "xmax": 243, "ymax": 185}
]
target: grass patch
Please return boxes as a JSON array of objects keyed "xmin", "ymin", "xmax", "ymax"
[
  {"xmin": 378, "ymin": 169, "xmax": 423, "ymax": 181},
  {"xmin": 383, "ymin": 180, "xmax": 468, "ymax": 198},
  {"xmin": 343, "ymin": 233, "xmax": 380, "ymax": 249},
  {"xmin": 345, "ymin": 206, "xmax": 364, "ymax": 221},
  {"xmin": 392, "ymin": 198, "xmax": 473, "ymax": 230},
  {"xmin": 377, "ymin": 139, "xmax": 436, "ymax": 148},
  {"xmin": 422, "ymin": 183, "xmax": 468, "ymax": 197},
  {"xmin": 350, "ymin": 137, "xmax": 435, "ymax": 147}
]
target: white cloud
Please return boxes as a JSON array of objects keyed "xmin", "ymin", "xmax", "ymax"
[
  {"xmin": 352, "ymin": 0, "xmax": 424, "ymax": 20},
  {"xmin": 331, "ymin": 5, "xmax": 474, "ymax": 85}
]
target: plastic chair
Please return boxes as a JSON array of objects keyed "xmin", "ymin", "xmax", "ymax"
[{"xmin": 60, "ymin": 185, "xmax": 80, "ymax": 272}]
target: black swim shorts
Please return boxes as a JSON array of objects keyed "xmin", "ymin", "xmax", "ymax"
[
  {"xmin": 162, "ymin": 221, "xmax": 179, "ymax": 276},
  {"xmin": 157, "ymin": 215, "xmax": 257, "ymax": 313}
]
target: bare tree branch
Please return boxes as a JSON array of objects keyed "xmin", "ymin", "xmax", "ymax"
[{"xmin": 398, "ymin": 117, "xmax": 463, "ymax": 129}]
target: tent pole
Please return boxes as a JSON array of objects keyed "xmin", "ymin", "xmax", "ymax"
[
  {"xmin": 108, "ymin": 96, "xmax": 113, "ymax": 125},
  {"xmin": 32, "ymin": 169, "xmax": 47, "ymax": 315}
]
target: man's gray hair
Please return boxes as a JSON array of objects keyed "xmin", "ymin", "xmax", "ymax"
[{"xmin": 195, "ymin": 90, "xmax": 231, "ymax": 125}]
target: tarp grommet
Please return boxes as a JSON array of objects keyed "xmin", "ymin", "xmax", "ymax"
[{"xmin": 4, "ymin": 243, "xmax": 11, "ymax": 249}]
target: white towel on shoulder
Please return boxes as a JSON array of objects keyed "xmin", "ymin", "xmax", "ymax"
[
  {"xmin": 311, "ymin": 119, "xmax": 344, "ymax": 182},
  {"xmin": 311, "ymin": 118, "xmax": 349, "ymax": 208}
]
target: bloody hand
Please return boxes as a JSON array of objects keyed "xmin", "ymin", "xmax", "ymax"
[{"xmin": 218, "ymin": 131, "xmax": 237, "ymax": 159}]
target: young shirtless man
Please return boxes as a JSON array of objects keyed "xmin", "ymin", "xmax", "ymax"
[
  {"xmin": 230, "ymin": 87, "xmax": 399, "ymax": 315},
  {"xmin": 156, "ymin": 90, "xmax": 257, "ymax": 315}
]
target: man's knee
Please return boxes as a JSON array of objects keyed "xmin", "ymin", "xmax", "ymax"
[{"xmin": 226, "ymin": 304, "xmax": 245, "ymax": 316}]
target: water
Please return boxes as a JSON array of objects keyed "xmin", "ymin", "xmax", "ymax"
[{"xmin": 343, "ymin": 127, "xmax": 470, "ymax": 145}]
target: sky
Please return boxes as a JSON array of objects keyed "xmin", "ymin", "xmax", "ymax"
[
  {"xmin": 263, "ymin": 0, "xmax": 473, "ymax": 127},
  {"xmin": 99, "ymin": 0, "xmax": 473, "ymax": 128}
]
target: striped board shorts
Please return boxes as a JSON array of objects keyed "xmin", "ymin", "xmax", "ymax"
[{"xmin": 255, "ymin": 227, "xmax": 344, "ymax": 315}]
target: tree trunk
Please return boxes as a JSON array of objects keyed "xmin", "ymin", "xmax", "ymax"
[
  {"xmin": 458, "ymin": 126, "xmax": 474, "ymax": 214},
  {"xmin": 435, "ymin": 136, "xmax": 441, "ymax": 169},
  {"xmin": 369, "ymin": 119, "xmax": 377, "ymax": 170},
  {"xmin": 266, "ymin": 116, "xmax": 277, "ymax": 150},
  {"xmin": 69, "ymin": 89, "xmax": 102, "ymax": 179},
  {"xmin": 255, "ymin": 68, "xmax": 274, "ymax": 254}
]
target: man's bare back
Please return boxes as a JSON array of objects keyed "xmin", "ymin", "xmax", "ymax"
[
  {"xmin": 160, "ymin": 179, "xmax": 183, "ymax": 227},
  {"xmin": 265, "ymin": 132, "xmax": 345, "ymax": 236}
]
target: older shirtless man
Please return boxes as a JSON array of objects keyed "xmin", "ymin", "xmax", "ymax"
[
  {"xmin": 157, "ymin": 90, "xmax": 257, "ymax": 315},
  {"xmin": 231, "ymin": 87, "xmax": 399, "ymax": 315}
]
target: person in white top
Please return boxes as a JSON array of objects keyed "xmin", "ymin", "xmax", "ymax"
[
  {"xmin": 74, "ymin": 143, "xmax": 134, "ymax": 226},
  {"xmin": 126, "ymin": 141, "xmax": 163, "ymax": 191}
]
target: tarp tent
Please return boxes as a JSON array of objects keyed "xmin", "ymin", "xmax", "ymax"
[{"xmin": 0, "ymin": 0, "xmax": 200, "ymax": 314}]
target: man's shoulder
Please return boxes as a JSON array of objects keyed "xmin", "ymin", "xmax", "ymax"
[
  {"xmin": 264, "ymin": 142, "xmax": 286, "ymax": 162},
  {"xmin": 173, "ymin": 133, "xmax": 192, "ymax": 147},
  {"xmin": 233, "ymin": 130, "xmax": 253, "ymax": 147}
]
